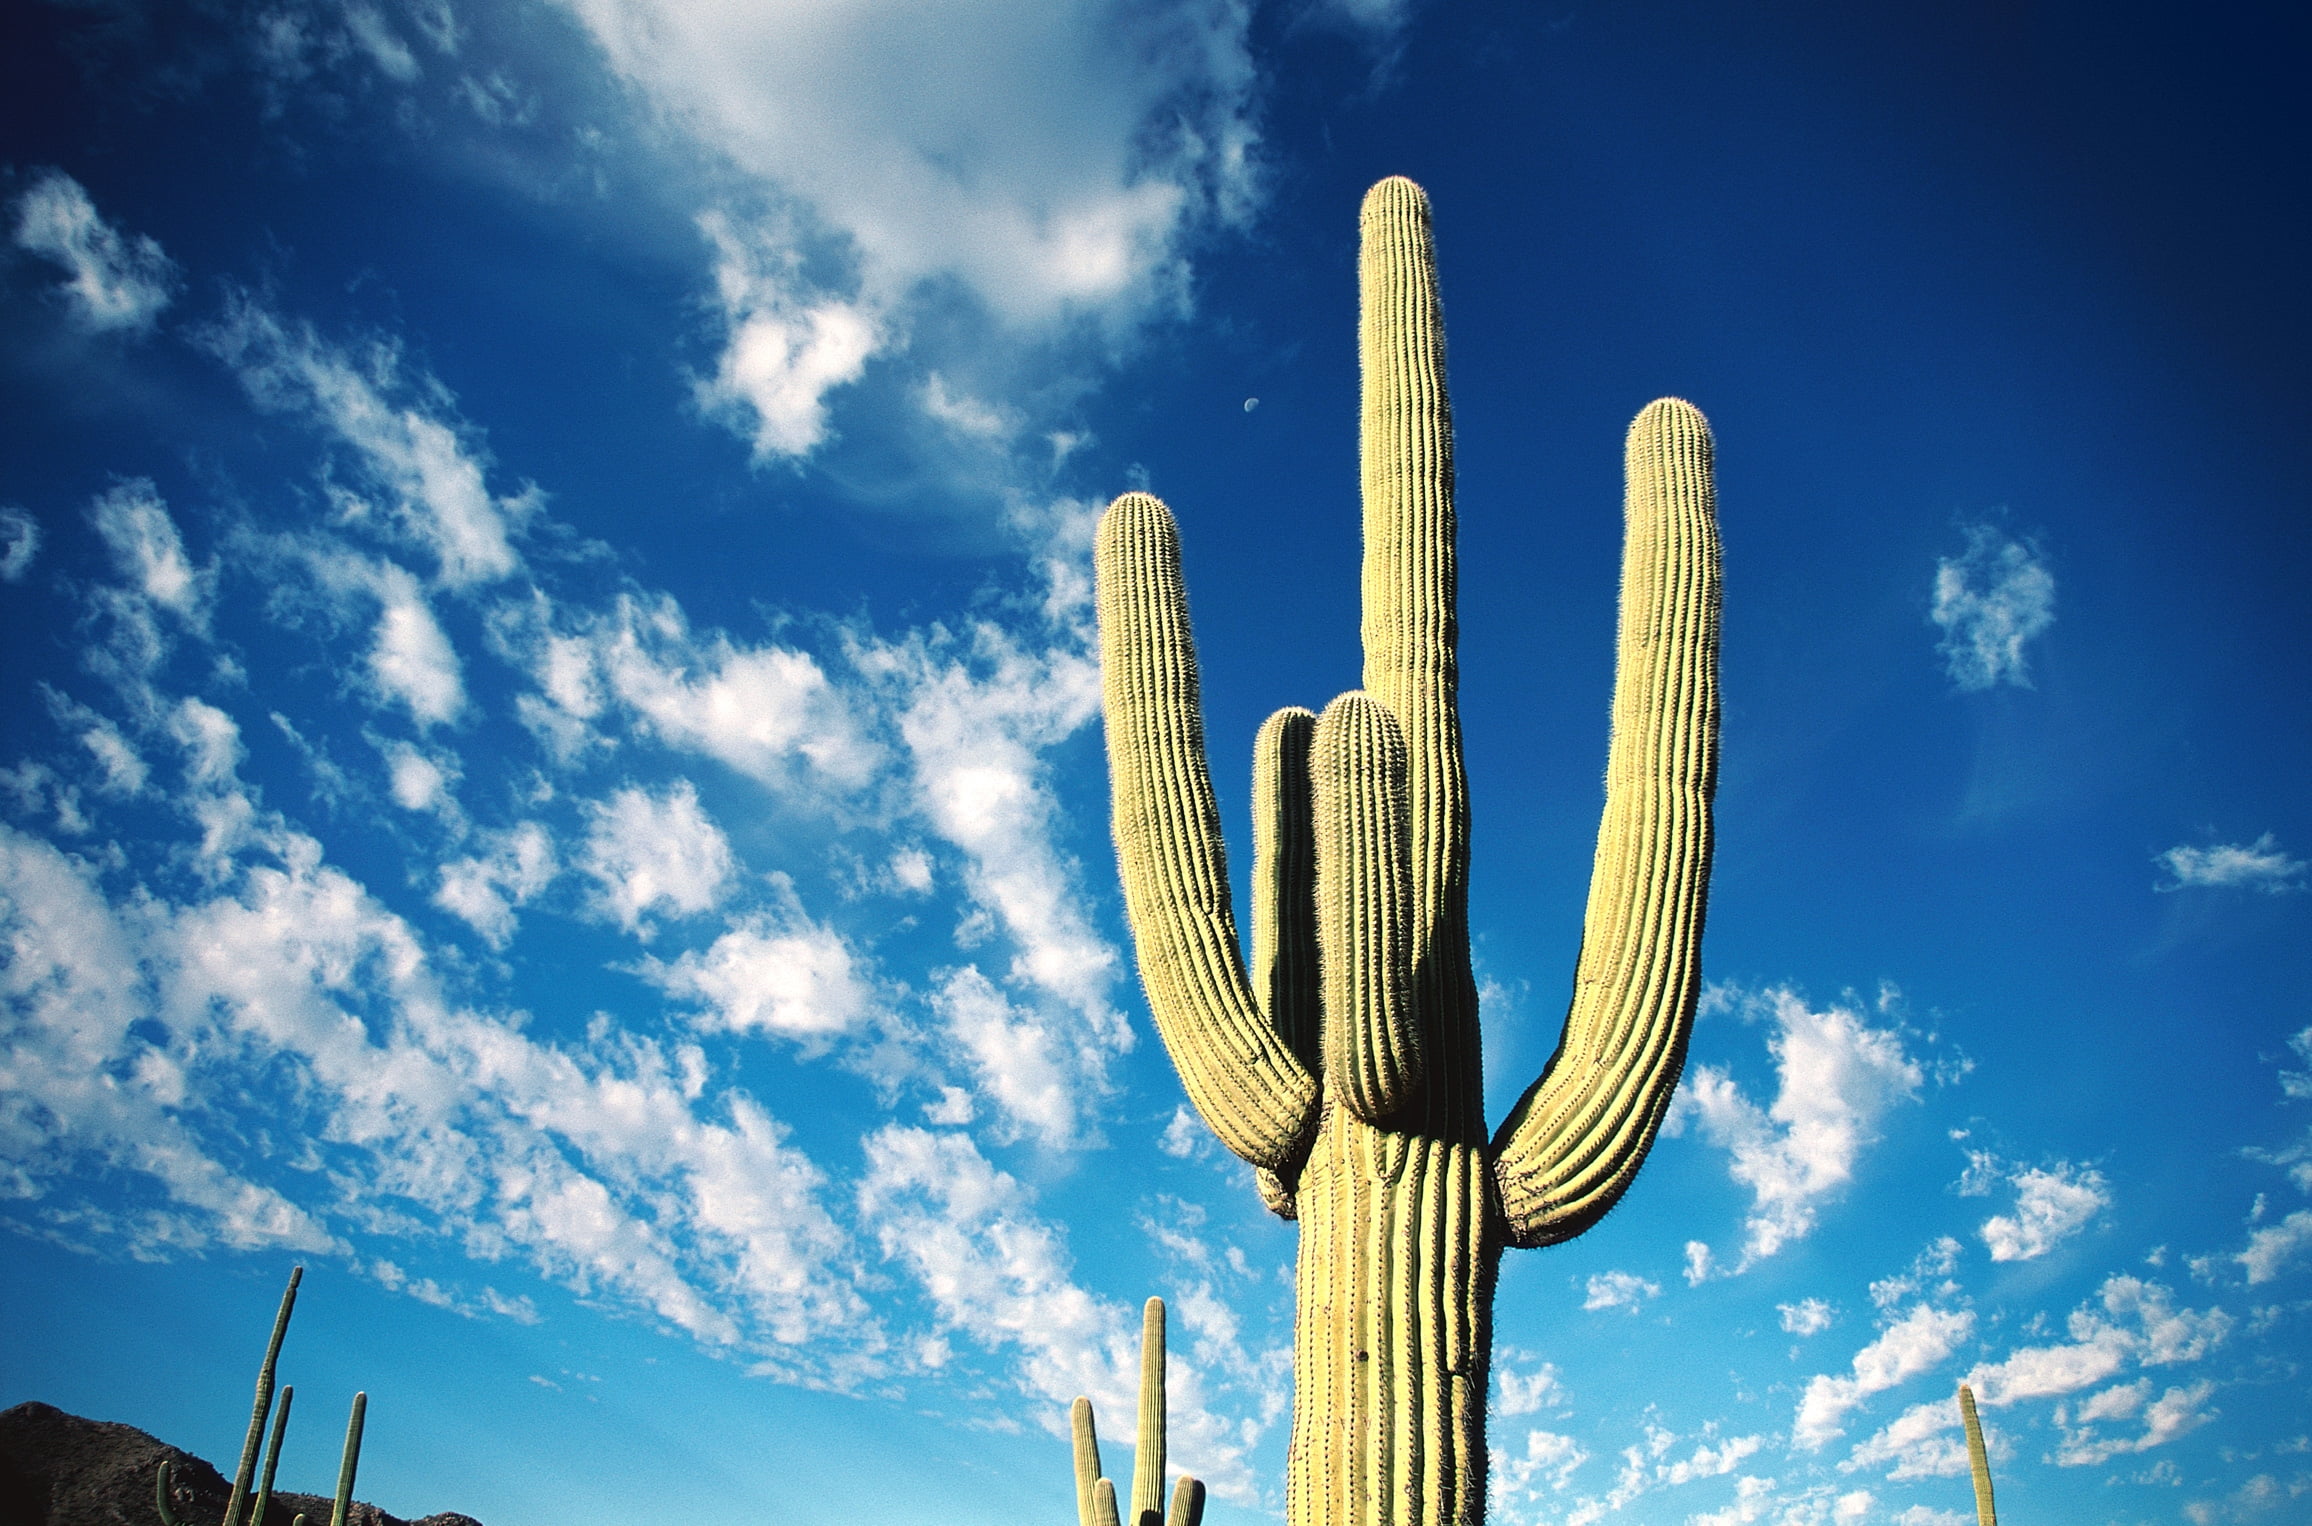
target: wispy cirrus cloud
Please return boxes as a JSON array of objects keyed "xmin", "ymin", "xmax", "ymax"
[
  {"xmin": 1930, "ymin": 524, "xmax": 2054, "ymax": 691},
  {"xmin": 11, "ymin": 170, "xmax": 178, "ymax": 334}
]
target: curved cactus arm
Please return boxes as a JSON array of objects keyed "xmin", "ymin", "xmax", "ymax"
[
  {"xmin": 251, "ymin": 1384, "xmax": 293, "ymax": 1526},
  {"xmin": 1164, "ymin": 1476, "xmax": 1205, "ymax": 1526},
  {"xmin": 1129, "ymin": 1298, "xmax": 1167, "ymax": 1526},
  {"xmin": 1250, "ymin": 706, "xmax": 1321, "ymax": 1071},
  {"xmin": 328, "ymin": 1392, "xmax": 365, "ymax": 1526},
  {"xmin": 225, "ymin": 1266, "xmax": 303, "ymax": 1526},
  {"xmin": 1313, "ymin": 692, "xmax": 1422, "ymax": 1119},
  {"xmin": 1960, "ymin": 1383, "xmax": 1998, "ymax": 1526},
  {"xmin": 1357, "ymin": 177, "xmax": 1469, "ymax": 973},
  {"xmin": 1070, "ymin": 1397, "xmax": 1105, "ymax": 1526},
  {"xmin": 1098, "ymin": 492, "xmax": 1320, "ymax": 1170},
  {"xmin": 156, "ymin": 1460, "xmax": 182, "ymax": 1526},
  {"xmin": 1491, "ymin": 398, "xmax": 1722, "ymax": 1246}
]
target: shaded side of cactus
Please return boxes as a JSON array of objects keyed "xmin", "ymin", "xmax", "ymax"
[
  {"xmin": 328, "ymin": 1392, "xmax": 366, "ymax": 1526},
  {"xmin": 1069, "ymin": 1298, "xmax": 1204, "ymax": 1526},
  {"xmin": 1960, "ymin": 1383, "xmax": 1998, "ymax": 1526},
  {"xmin": 223, "ymin": 1267, "xmax": 303, "ymax": 1526},
  {"xmin": 1096, "ymin": 177, "xmax": 1721, "ymax": 1526}
]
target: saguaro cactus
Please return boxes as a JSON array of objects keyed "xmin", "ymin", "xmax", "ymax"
[
  {"xmin": 1959, "ymin": 1383, "xmax": 1998, "ymax": 1526},
  {"xmin": 1070, "ymin": 1298, "xmax": 1205, "ymax": 1526},
  {"xmin": 1096, "ymin": 177, "xmax": 1721, "ymax": 1526}
]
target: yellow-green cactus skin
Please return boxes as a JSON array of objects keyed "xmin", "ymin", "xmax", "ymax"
[
  {"xmin": 1096, "ymin": 176, "xmax": 1722, "ymax": 1526},
  {"xmin": 1959, "ymin": 1383, "xmax": 1998, "ymax": 1526}
]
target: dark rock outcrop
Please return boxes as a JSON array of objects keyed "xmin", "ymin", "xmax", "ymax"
[{"xmin": 0, "ymin": 1404, "xmax": 480, "ymax": 1526}]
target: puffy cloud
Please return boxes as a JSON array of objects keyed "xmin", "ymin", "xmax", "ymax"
[
  {"xmin": 1583, "ymin": 1270, "xmax": 1660, "ymax": 1314},
  {"xmin": 11, "ymin": 170, "xmax": 177, "ymax": 333},
  {"xmin": 89, "ymin": 483, "xmax": 209, "ymax": 630},
  {"xmin": 435, "ymin": 822, "xmax": 557, "ymax": 948},
  {"xmin": 1670, "ymin": 987, "xmax": 1924, "ymax": 1274},
  {"xmin": 2156, "ymin": 834, "xmax": 2307, "ymax": 894},
  {"xmin": 695, "ymin": 210, "xmax": 878, "ymax": 459},
  {"xmin": 1494, "ymin": 1428, "xmax": 1589, "ymax": 1501},
  {"xmin": 644, "ymin": 883, "xmax": 872, "ymax": 1045},
  {"xmin": 1496, "ymin": 1361, "xmax": 1564, "ymax": 1418},
  {"xmin": 2054, "ymin": 1379, "xmax": 2216, "ymax": 1467},
  {"xmin": 1963, "ymin": 1275, "xmax": 2229, "ymax": 1414},
  {"xmin": 366, "ymin": 562, "xmax": 467, "ymax": 726},
  {"xmin": 1845, "ymin": 1399, "xmax": 1968, "ymax": 1480},
  {"xmin": 209, "ymin": 300, "xmax": 528, "ymax": 588},
  {"xmin": 2238, "ymin": 1209, "xmax": 2312, "ymax": 1284},
  {"xmin": 581, "ymin": 780, "xmax": 735, "ymax": 934},
  {"xmin": 1794, "ymin": 1303, "xmax": 1976, "ymax": 1450},
  {"xmin": 1780, "ymin": 1298, "xmax": 1837, "ymax": 1337},
  {"xmin": 931, "ymin": 965, "xmax": 1083, "ymax": 1148},
  {"xmin": 1979, "ymin": 1160, "xmax": 2109, "ymax": 1262},
  {"xmin": 1930, "ymin": 524, "xmax": 2055, "ymax": 690}
]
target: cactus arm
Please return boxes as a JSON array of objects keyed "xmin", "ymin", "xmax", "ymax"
[
  {"xmin": 328, "ymin": 1392, "xmax": 365, "ymax": 1526},
  {"xmin": 1098, "ymin": 491, "xmax": 1320, "ymax": 1170},
  {"xmin": 1129, "ymin": 1298, "xmax": 1167, "ymax": 1526},
  {"xmin": 251, "ymin": 1385, "xmax": 293, "ymax": 1526},
  {"xmin": 1490, "ymin": 398, "xmax": 1722, "ymax": 1247},
  {"xmin": 1313, "ymin": 692, "xmax": 1422, "ymax": 1119},
  {"xmin": 1960, "ymin": 1384, "xmax": 1998, "ymax": 1526},
  {"xmin": 1165, "ymin": 1476, "xmax": 1205, "ymax": 1526},
  {"xmin": 1250, "ymin": 706, "xmax": 1321, "ymax": 1071},
  {"xmin": 156, "ymin": 1460, "xmax": 182, "ymax": 1526},
  {"xmin": 1071, "ymin": 1397, "xmax": 1105, "ymax": 1526},
  {"xmin": 1092, "ymin": 1479, "xmax": 1123, "ymax": 1526},
  {"xmin": 1357, "ymin": 177, "xmax": 1469, "ymax": 981},
  {"xmin": 225, "ymin": 1266, "xmax": 302, "ymax": 1526}
]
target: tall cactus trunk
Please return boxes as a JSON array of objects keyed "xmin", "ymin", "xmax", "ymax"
[{"xmin": 1291, "ymin": 1118, "xmax": 1494, "ymax": 1526}]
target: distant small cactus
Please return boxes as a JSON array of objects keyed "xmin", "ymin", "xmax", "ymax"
[
  {"xmin": 1960, "ymin": 1382, "xmax": 1998, "ymax": 1525},
  {"xmin": 1068, "ymin": 1299, "xmax": 1204, "ymax": 1526}
]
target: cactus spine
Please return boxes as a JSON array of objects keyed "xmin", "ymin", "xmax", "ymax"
[
  {"xmin": 1070, "ymin": 1299, "xmax": 1205, "ymax": 1526},
  {"xmin": 1959, "ymin": 1383, "xmax": 1998, "ymax": 1526},
  {"xmin": 1096, "ymin": 177, "xmax": 1721, "ymax": 1526}
]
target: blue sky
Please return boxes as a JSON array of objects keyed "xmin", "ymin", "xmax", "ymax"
[{"xmin": 2, "ymin": 3, "xmax": 2308, "ymax": 1525}]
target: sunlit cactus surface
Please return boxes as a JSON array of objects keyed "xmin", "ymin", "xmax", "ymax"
[{"xmin": 1096, "ymin": 175, "xmax": 1723, "ymax": 1526}]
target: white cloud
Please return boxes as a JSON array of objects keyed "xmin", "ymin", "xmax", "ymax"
[
  {"xmin": 1845, "ymin": 1399, "xmax": 1968, "ymax": 1480},
  {"xmin": 855, "ymin": 1124, "xmax": 1256, "ymax": 1497},
  {"xmin": 90, "ymin": 482, "xmax": 210, "ymax": 631},
  {"xmin": 0, "ymin": 506, "xmax": 38, "ymax": 582},
  {"xmin": 644, "ymin": 883, "xmax": 871, "ymax": 1045},
  {"xmin": 1157, "ymin": 1104, "xmax": 1201, "ymax": 1158},
  {"xmin": 209, "ymin": 300, "xmax": 528, "ymax": 588},
  {"xmin": 367, "ymin": 562, "xmax": 467, "ymax": 726},
  {"xmin": 1495, "ymin": 1428, "xmax": 1589, "ymax": 1501},
  {"xmin": 581, "ymin": 781, "xmax": 734, "ymax": 934},
  {"xmin": 1780, "ymin": 1298, "xmax": 1837, "ymax": 1337},
  {"xmin": 12, "ymin": 170, "xmax": 177, "ymax": 333},
  {"xmin": 1795, "ymin": 1303, "xmax": 1976, "ymax": 1449},
  {"xmin": 1669, "ymin": 987, "xmax": 1924, "ymax": 1274},
  {"xmin": 2156, "ymin": 834, "xmax": 2307, "ymax": 894},
  {"xmin": 695, "ymin": 210, "xmax": 878, "ymax": 459},
  {"xmin": 436, "ymin": 822, "xmax": 557, "ymax": 948},
  {"xmin": 1981, "ymin": 1160, "xmax": 2109, "ymax": 1262},
  {"xmin": 1583, "ymin": 1270, "xmax": 1660, "ymax": 1313},
  {"xmin": 1930, "ymin": 523, "xmax": 2055, "ymax": 690},
  {"xmin": 2239, "ymin": 1209, "xmax": 2312, "ymax": 1284},
  {"xmin": 2054, "ymin": 1379, "xmax": 2216, "ymax": 1466},
  {"xmin": 1964, "ymin": 1275, "xmax": 2229, "ymax": 1415},
  {"xmin": 548, "ymin": 0, "xmax": 1260, "ymax": 460},
  {"xmin": 1496, "ymin": 1360, "xmax": 1564, "ymax": 1417},
  {"xmin": 931, "ymin": 965, "xmax": 1082, "ymax": 1148}
]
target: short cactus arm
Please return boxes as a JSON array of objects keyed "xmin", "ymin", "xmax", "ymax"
[
  {"xmin": 1491, "ymin": 398, "xmax": 1722, "ymax": 1246},
  {"xmin": 1313, "ymin": 692, "xmax": 1421, "ymax": 1119},
  {"xmin": 327, "ymin": 1392, "xmax": 365, "ymax": 1526},
  {"xmin": 1129, "ymin": 1298, "xmax": 1166, "ymax": 1526},
  {"xmin": 1165, "ymin": 1477, "xmax": 1205, "ymax": 1526},
  {"xmin": 1071, "ymin": 1397, "xmax": 1106, "ymax": 1526},
  {"xmin": 252, "ymin": 1384, "xmax": 293, "ymax": 1526},
  {"xmin": 1250, "ymin": 706, "xmax": 1320, "ymax": 1070},
  {"xmin": 1098, "ymin": 492, "xmax": 1320, "ymax": 1170}
]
